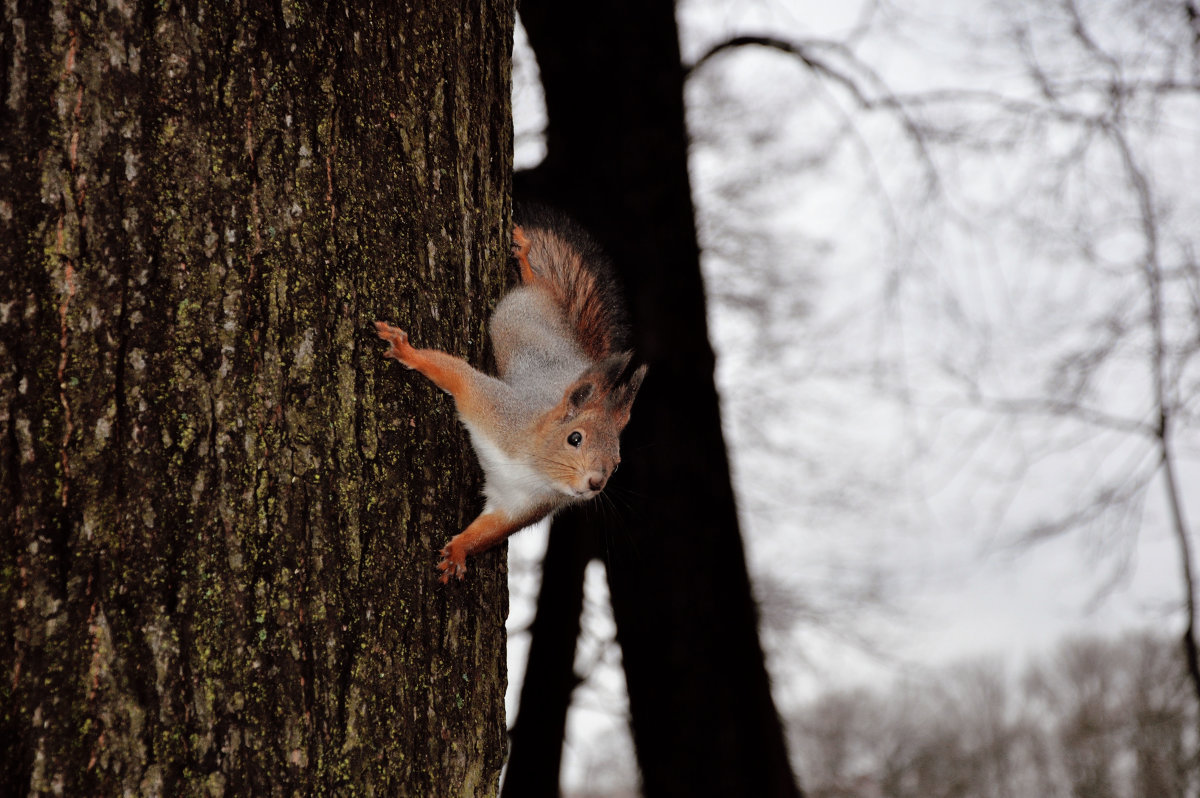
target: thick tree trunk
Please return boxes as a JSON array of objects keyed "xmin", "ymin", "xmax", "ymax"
[
  {"xmin": 1, "ymin": 1, "xmax": 512, "ymax": 795},
  {"xmin": 513, "ymin": 2, "xmax": 801, "ymax": 796}
]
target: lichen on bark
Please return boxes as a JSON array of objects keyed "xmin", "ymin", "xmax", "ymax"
[{"xmin": 1, "ymin": 1, "xmax": 514, "ymax": 794}]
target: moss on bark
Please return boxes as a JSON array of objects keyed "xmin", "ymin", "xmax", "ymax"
[{"xmin": 1, "ymin": 1, "xmax": 513, "ymax": 794}]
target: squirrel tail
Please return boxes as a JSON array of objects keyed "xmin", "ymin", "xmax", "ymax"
[{"xmin": 513, "ymin": 205, "xmax": 631, "ymax": 363}]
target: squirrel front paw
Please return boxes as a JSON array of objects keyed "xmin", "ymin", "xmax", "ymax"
[
  {"xmin": 436, "ymin": 541, "xmax": 468, "ymax": 584},
  {"xmin": 375, "ymin": 321, "xmax": 416, "ymax": 368}
]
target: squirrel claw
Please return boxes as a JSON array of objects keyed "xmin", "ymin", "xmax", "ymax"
[
  {"xmin": 375, "ymin": 321, "xmax": 414, "ymax": 366},
  {"xmin": 436, "ymin": 547, "xmax": 467, "ymax": 584},
  {"xmin": 436, "ymin": 543, "xmax": 467, "ymax": 584}
]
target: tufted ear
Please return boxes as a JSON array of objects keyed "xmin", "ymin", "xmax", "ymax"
[
  {"xmin": 558, "ymin": 352, "xmax": 634, "ymax": 422},
  {"xmin": 607, "ymin": 363, "xmax": 647, "ymax": 427},
  {"xmin": 596, "ymin": 351, "xmax": 634, "ymax": 388}
]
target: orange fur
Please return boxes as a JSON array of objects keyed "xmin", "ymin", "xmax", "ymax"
[
  {"xmin": 513, "ymin": 225, "xmax": 538, "ymax": 285},
  {"xmin": 437, "ymin": 504, "xmax": 554, "ymax": 582},
  {"xmin": 375, "ymin": 321, "xmax": 501, "ymax": 428},
  {"xmin": 516, "ymin": 225, "xmax": 621, "ymax": 362},
  {"xmin": 375, "ymin": 216, "xmax": 645, "ymax": 584}
]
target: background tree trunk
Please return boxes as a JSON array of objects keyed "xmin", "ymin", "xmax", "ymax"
[
  {"xmin": 499, "ymin": 515, "xmax": 593, "ymax": 798},
  {"xmin": 510, "ymin": 2, "xmax": 801, "ymax": 796},
  {"xmin": 1, "ymin": 1, "xmax": 512, "ymax": 794}
]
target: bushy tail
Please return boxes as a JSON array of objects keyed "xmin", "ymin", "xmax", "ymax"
[{"xmin": 513, "ymin": 205, "xmax": 631, "ymax": 363}]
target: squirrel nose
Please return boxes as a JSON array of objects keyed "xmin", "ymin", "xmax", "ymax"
[{"xmin": 587, "ymin": 474, "xmax": 606, "ymax": 492}]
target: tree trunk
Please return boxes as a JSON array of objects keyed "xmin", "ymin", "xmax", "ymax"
[
  {"xmin": 500, "ymin": 516, "xmax": 592, "ymax": 798},
  {"xmin": 1, "ymin": 1, "xmax": 512, "ymax": 794},
  {"xmin": 512, "ymin": 2, "xmax": 801, "ymax": 796}
]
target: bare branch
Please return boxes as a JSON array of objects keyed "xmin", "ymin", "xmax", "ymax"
[
  {"xmin": 1062, "ymin": 0, "xmax": 1121, "ymax": 75},
  {"xmin": 1015, "ymin": 463, "xmax": 1157, "ymax": 548},
  {"xmin": 972, "ymin": 395, "xmax": 1158, "ymax": 438},
  {"xmin": 686, "ymin": 34, "xmax": 943, "ymax": 197}
]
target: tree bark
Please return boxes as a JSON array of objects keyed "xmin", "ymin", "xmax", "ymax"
[
  {"xmin": 513, "ymin": 2, "xmax": 801, "ymax": 796},
  {"xmin": 1, "ymin": 1, "xmax": 512, "ymax": 794}
]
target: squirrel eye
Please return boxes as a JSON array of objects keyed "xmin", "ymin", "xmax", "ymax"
[{"xmin": 567, "ymin": 431, "xmax": 583, "ymax": 447}]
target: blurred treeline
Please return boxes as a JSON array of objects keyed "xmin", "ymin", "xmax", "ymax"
[{"xmin": 793, "ymin": 631, "xmax": 1195, "ymax": 798}]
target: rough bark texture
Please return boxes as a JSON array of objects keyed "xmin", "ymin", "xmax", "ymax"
[
  {"xmin": 512, "ymin": 2, "xmax": 801, "ymax": 796},
  {"xmin": 1, "ymin": 1, "xmax": 512, "ymax": 795}
]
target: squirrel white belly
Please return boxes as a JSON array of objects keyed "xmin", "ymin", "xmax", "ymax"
[{"xmin": 375, "ymin": 208, "xmax": 647, "ymax": 582}]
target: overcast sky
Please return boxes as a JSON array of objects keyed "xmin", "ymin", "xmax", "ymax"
[{"xmin": 509, "ymin": 0, "xmax": 1200, "ymax": 791}]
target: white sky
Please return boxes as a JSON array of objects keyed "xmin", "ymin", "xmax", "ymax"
[{"xmin": 509, "ymin": 1, "xmax": 1200, "ymax": 792}]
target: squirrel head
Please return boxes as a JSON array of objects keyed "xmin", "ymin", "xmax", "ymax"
[{"xmin": 535, "ymin": 352, "xmax": 647, "ymax": 501}]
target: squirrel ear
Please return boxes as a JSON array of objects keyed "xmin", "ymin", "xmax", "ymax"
[
  {"xmin": 559, "ymin": 376, "xmax": 597, "ymax": 420},
  {"xmin": 626, "ymin": 363, "xmax": 647, "ymax": 399},
  {"xmin": 560, "ymin": 375, "xmax": 597, "ymax": 422},
  {"xmin": 609, "ymin": 363, "xmax": 648, "ymax": 425},
  {"xmin": 560, "ymin": 355, "xmax": 642, "ymax": 423},
  {"xmin": 600, "ymin": 351, "xmax": 633, "ymax": 386},
  {"xmin": 568, "ymin": 381, "xmax": 595, "ymax": 409}
]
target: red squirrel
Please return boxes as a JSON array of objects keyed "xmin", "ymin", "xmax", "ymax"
[{"xmin": 375, "ymin": 208, "xmax": 647, "ymax": 583}]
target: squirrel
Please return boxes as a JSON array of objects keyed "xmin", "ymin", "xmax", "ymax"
[{"xmin": 375, "ymin": 207, "xmax": 647, "ymax": 583}]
